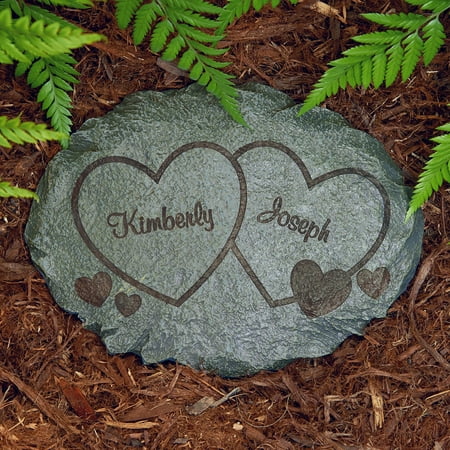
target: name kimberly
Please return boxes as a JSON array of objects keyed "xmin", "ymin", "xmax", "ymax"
[{"xmin": 107, "ymin": 201, "xmax": 214, "ymax": 238}]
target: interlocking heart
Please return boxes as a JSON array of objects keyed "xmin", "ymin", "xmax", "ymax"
[{"xmin": 72, "ymin": 141, "xmax": 391, "ymax": 318}]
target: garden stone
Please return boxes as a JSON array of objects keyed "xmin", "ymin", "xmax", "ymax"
[{"xmin": 25, "ymin": 83, "xmax": 424, "ymax": 377}]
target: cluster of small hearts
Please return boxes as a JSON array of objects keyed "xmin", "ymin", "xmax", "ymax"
[{"xmin": 72, "ymin": 141, "xmax": 392, "ymax": 319}]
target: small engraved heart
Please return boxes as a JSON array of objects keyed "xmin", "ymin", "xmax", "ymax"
[
  {"xmin": 115, "ymin": 293, "xmax": 142, "ymax": 317},
  {"xmin": 291, "ymin": 260, "xmax": 352, "ymax": 318},
  {"xmin": 357, "ymin": 267, "xmax": 390, "ymax": 299},
  {"xmin": 75, "ymin": 272, "xmax": 112, "ymax": 307}
]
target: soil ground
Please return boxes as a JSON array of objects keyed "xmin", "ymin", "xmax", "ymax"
[{"xmin": 0, "ymin": 0, "xmax": 449, "ymax": 448}]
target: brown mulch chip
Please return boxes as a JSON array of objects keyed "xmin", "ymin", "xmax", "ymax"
[{"xmin": 1, "ymin": 0, "xmax": 449, "ymax": 448}]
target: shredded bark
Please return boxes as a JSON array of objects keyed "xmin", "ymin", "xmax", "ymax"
[{"xmin": 1, "ymin": 0, "xmax": 449, "ymax": 448}]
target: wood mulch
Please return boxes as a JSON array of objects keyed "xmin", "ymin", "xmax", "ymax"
[{"xmin": 0, "ymin": 0, "xmax": 449, "ymax": 448}]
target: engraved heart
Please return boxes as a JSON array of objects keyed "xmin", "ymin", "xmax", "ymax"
[
  {"xmin": 74, "ymin": 271, "xmax": 112, "ymax": 307},
  {"xmin": 357, "ymin": 267, "xmax": 390, "ymax": 299},
  {"xmin": 72, "ymin": 142, "xmax": 246, "ymax": 307},
  {"xmin": 290, "ymin": 260, "xmax": 352, "ymax": 318},
  {"xmin": 233, "ymin": 141, "xmax": 391, "ymax": 311},
  {"xmin": 115, "ymin": 292, "xmax": 142, "ymax": 317}
]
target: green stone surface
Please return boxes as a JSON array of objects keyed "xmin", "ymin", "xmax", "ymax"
[{"xmin": 25, "ymin": 83, "xmax": 423, "ymax": 377}]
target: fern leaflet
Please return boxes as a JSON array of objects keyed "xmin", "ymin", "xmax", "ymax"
[
  {"xmin": 422, "ymin": 17, "xmax": 445, "ymax": 65},
  {"xmin": 406, "ymin": 122, "xmax": 450, "ymax": 220},
  {"xmin": 0, "ymin": 8, "xmax": 103, "ymax": 62},
  {"xmin": 34, "ymin": 0, "xmax": 93, "ymax": 9},
  {"xmin": 216, "ymin": 0, "xmax": 290, "ymax": 34},
  {"xmin": 0, "ymin": 115, "xmax": 65, "ymax": 148},
  {"xmin": 0, "ymin": 179, "xmax": 39, "ymax": 201}
]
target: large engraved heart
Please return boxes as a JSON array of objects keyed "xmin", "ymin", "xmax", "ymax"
[
  {"xmin": 72, "ymin": 142, "xmax": 246, "ymax": 307},
  {"xmin": 290, "ymin": 260, "xmax": 352, "ymax": 317},
  {"xmin": 233, "ymin": 141, "xmax": 390, "ymax": 314}
]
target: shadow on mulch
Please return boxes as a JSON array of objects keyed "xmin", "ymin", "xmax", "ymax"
[{"xmin": 1, "ymin": 1, "xmax": 449, "ymax": 448}]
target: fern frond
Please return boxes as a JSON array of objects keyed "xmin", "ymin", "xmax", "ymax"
[
  {"xmin": 176, "ymin": 23, "xmax": 222, "ymax": 43},
  {"xmin": 34, "ymin": 0, "xmax": 93, "ymax": 9},
  {"xmin": 22, "ymin": 4, "xmax": 78, "ymax": 28},
  {"xmin": 171, "ymin": 0, "xmax": 222, "ymax": 15},
  {"xmin": 362, "ymin": 12, "xmax": 427, "ymax": 31},
  {"xmin": 15, "ymin": 53, "xmax": 79, "ymax": 144},
  {"xmin": 161, "ymin": 35, "xmax": 185, "ymax": 61},
  {"xmin": 115, "ymin": 0, "xmax": 143, "ymax": 29},
  {"xmin": 0, "ymin": 179, "xmax": 39, "ymax": 201},
  {"xmin": 401, "ymin": 32, "xmax": 423, "ymax": 80},
  {"xmin": 406, "ymin": 123, "xmax": 450, "ymax": 220},
  {"xmin": 216, "ymin": 0, "xmax": 283, "ymax": 34},
  {"xmin": 0, "ymin": 0, "xmax": 22, "ymax": 15},
  {"xmin": 0, "ymin": 8, "xmax": 103, "ymax": 63},
  {"xmin": 170, "ymin": 10, "xmax": 217, "ymax": 28},
  {"xmin": 385, "ymin": 43, "xmax": 403, "ymax": 86},
  {"xmin": 352, "ymin": 30, "xmax": 404, "ymax": 45},
  {"xmin": 299, "ymin": 2, "xmax": 448, "ymax": 116},
  {"xmin": 422, "ymin": 17, "xmax": 445, "ymax": 65},
  {"xmin": 0, "ymin": 115, "xmax": 65, "ymax": 148},
  {"xmin": 406, "ymin": 0, "xmax": 449, "ymax": 14},
  {"xmin": 116, "ymin": 0, "xmax": 246, "ymax": 125},
  {"xmin": 150, "ymin": 19, "xmax": 174, "ymax": 53}
]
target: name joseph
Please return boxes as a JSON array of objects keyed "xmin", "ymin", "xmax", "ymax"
[{"xmin": 257, "ymin": 196, "xmax": 330, "ymax": 242}]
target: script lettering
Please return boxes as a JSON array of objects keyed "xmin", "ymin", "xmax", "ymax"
[
  {"xmin": 257, "ymin": 196, "xmax": 330, "ymax": 243},
  {"xmin": 107, "ymin": 201, "xmax": 214, "ymax": 238}
]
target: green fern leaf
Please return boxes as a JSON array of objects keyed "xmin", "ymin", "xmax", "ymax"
[
  {"xmin": 170, "ymin": 0, "xmax": 222, "ymax": 15},
  {"xmin": 22, "ymin": 4, "xmax": 78, "ymax": 28},
  {"xmin": 35, "ymin": 0, "xmax": 93, "ymax": 8},
  {"xmin": 171, "ymin": 10, "xmax": 217, "ymax": 28},
  {"xmin": 361, "ymin": 58, "xmax": 372, "ymax": 88},
  {"xmin": 189, "ymin": 61, "xmax": 203, "ymax": 80},
  {"xmin": 406, "ymin": 123, "xmax": 450, "ymax": 220},
  {"xmin": 422, "ymin": 17, "xmax": 445, "ymax": 65},
  {"xmin": 362, "ymin": 12, "xmax": 427, "ymax": 31},
  {"xmin": 25, "ymin": 54, "xmax": 79, "ymax": 142},
  {"xmin": 0, "ymin": 0, "xmax": 22, "ymax": 15},
  {"xmin": 114, "ymin": 0, "xmax": 245, "ymax": 125},
  {"xmin": 115, "ymin": 0, "xmax": 143, "ymax": 29},
  {"xmin": 0, "ymin": 179, "xmax": 39, "ymax": 201},
  {"xmin": 177, "ymin": 48, "xmax": 197, "ymax": 70},
  {"xmin": 0, "ymin": 8, "xmax": 103, "ymax": 60},
  {"xmin": 352, "ymin": 30, "xmax": 404, "ymax": 45},
  {"xmin": 133, "ymin": 2, "xmax": 162, "ymax": 45},
  {"xmin": 176, "ymin": 23, "xmax": 222, "ymax": 43},
  {"xmin": 150, "ymin": 19, "xmax": 174, "ymax": 53},
  {"xmin": 342, "ymin": 44, "xmax": 387, "ymax": 58},
  {"xmin": 401, "ymin": 32, "xmax": 423, "ymax": 80},
  {"xmin": 0, "ymin": 115, "xmax": 65, "ymax": 148},
  {"xmin": 298, "ymin": 64, "xmax": 348, "ymax": 115},
  {"xmin": 385, "ymin": 43, "xmax": 403, "ymax": 86},
  {"xmin": 372, "ymin": 52, "xmax": 387, "ymax": 88},
  {"xmin": 188, "ymin": 53, "xmax": 245, "ymax": 125},
  {"xmin": 216, "ymin": 0, "xmax": 255, "ymax": 34},
  {"xmin": 161, "ymin": 35, "xmax": 185, "ymax": 61},
  {"xmin": 187, "ymin": 39, "xmax": 228, "ymax": 56},
  {"xmin": 406, "ymin": 0, "xmax": 449, "ymax": 13}
]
